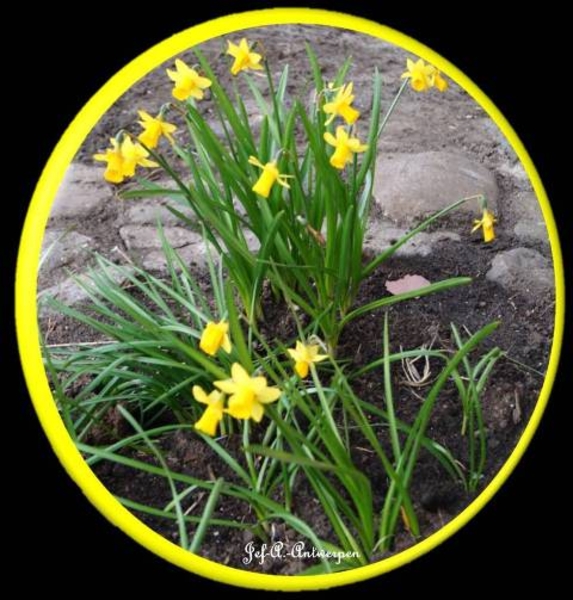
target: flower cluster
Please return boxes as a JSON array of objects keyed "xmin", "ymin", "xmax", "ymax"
[
  {"xmin": 94, "ymin": 136, "xmax": 158, "ymax": 184},
  {"xmin": 193, "ymin": 318, "xmax": 329, "ymax": 435},
  {"xmin": 321, "ymin": 81, "xmax": 368, "ymax": 169},
  {"xmin": 401, "ymin": 58, "xmax": 448, "ymax": 92}
]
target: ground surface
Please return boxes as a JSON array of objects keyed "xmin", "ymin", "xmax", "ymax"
[{"xmin": 36, "ymin": 25, "xmax": 555, "ymax": 574}]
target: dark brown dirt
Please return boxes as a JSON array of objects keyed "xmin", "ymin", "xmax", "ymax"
[{"xmin": 87, "ymin": 234, "xmax": 551, "ymax": 574}]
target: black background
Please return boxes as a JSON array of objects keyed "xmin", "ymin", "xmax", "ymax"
[{"xmin": 7, "ymin": 1, "xmax": 569, "ymax": 593}]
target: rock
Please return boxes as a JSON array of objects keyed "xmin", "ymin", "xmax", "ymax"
[
  {"xmin": 40, "ymin": 230, "xmax": 93, "ymax": 275},
  {"xmin": 365, "ymin": 221, "xmax": 460, "ymax": 257},
  {"xmin": 373, "ymin": 151, "xmax": 498, "ymax": 225},
  {"xmin": 122, "ymin": 200, "xmax": 194, "ymax": 226},
  {"xmin": 119, "ymin": 225, "xmax": 202, "ymax": 250},
  {"xmin": 508, "ymin": 191, "xmax": 549, "ymax": 245},
  {"xmin": 486, "ymin": 248, "xmax": 554, "ymax": 296},
  {"xmin": 49, "ymin": 163, "xmax": 111, "ymax": 219},
  {"xmin": 497, "ymin": 160, "xmax": 531, "ymax": 189},
  {"xmin": 38, "ymin": 266, "xmax": 133, "ymax": 317},
  {"xmin": 141, "ymin": 243, "xmax": 209, "ymax": 271}
]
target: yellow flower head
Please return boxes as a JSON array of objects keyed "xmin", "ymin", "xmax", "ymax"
[
  {"xmin": 193, "ymin": 386, "xmax": 225, "ymax": 436},
  {"xmin": 472, "ymin": 208, "xmax": 497, "ymax": 243},
  {"xmin": 94, "ymin": 138, "xmax": 125, "ymax": 183},
  {"xmin": 166, "ymin": 59, "xmax": 212, "ymax": 101},
  {"xmin": 401, "ymin": 58, "xmax": 436, "ymax": 92},
  {"xmin": 137, "ymin": 110, "xmax": 177, "ymax": 149},
  {"xmin": 248, "ymin": 156, "xmax": 292, "ymax": 198},
  {"xmin": 214, "ymin": 363, "xmax": 281, "ymax": 423},
  {"xmin": 287, "ymin": 341, "xmax": 328, "ymax": 379},
  {"xmin": 226, "ymin": 38, "xmax": 263, "ymax": 76},
  {"xmin": 323, "ymin": 82, "xmax": 360, "ymax": 126},
  {"xmin": 199, "ymin": 321, "xmax": 232, "ymax": 356},
  {"xmin": 119, "ymin": 136, "xmax": 158, "ymax": 178},
  {"xmin": 432, "ymin": 70, "xmax": 448, "ymax": 92},
  {"xmin": 93, "ymin": 137, "xmax": 158, "ymax": 183},
  {"xmin": 323, "ymin": 126, "xmax": 368, "ymax": 170}
]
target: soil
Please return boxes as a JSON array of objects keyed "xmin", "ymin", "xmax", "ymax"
[
  {"xmin": 38, "ymin": 25, "xmax": 554, "ymax": 575},
  {"xmin": 89, "ymin": 238, "xmax": 551, "ymax": 573}
]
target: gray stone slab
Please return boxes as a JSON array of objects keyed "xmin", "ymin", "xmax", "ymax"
[
  {"xmin": 486, "ymin": 248, "xmax": 554, "ymax": 297},
  {"xmin": 50, "ymin": 163, "xmax": 111, "ymax": 219},
  {"xmin": 374, "ymin": 151, "xmax": 498, "ymax": 225},
  {"xmin": 119, "ymin": 225, "xmax": 202, "ymax": 250}
]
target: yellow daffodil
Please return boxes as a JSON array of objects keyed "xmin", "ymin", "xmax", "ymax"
[
  {"xmin": 192, "ymin": 386, "xmax": 225, "ymax": 436},
  {"xmin": 248, "ymin": 156, "xmax": 292, "ymax": 198},
  {"xmin": 199, "ymin": 321, "xmax": 232, "ymax": 356},
  {"xmin": 472, "ymin": 208, "xmax": 497, "ymax": 243},
  {"xmin": 214, "ymin": 363, "xmax": 281, "ymax": 423},
  {"xmin": 287, "ymin": 341, "xmax": 328, "ymax": 378},
  {"xmin": 401, "ymin": 58, "xmax": 436, "ymax": 92},
  {"xmin": 226, "ymin": 38, "xmax": 263, "ymax": 75},
  {"xmin": 323, "ymin": 82, "xmax": 360, "ymax": 126},
  {"xmin": 432, "ymin": 70, "xmax": 448, "ymax": 92},
  {"xmin": 93, "ymin": 137, "xmax": 157, "ymax": 183},
  {"xmin": 94, "ymin": 138, "xmax": 125, "ymax": 183},
  {"xmin": 119, "ymin": 136, "xmax": 158, "ymax": 178},
  {"xmin": 137, "ymin": 110, "xmax": 177, "ymax": 149},
  {"xmin": 323, "ymin": 126, "xmax": 368, "ymax": 169},
  {"xmin": 166, "ymin": 59, "xmax": 212, "ymax": 101}
]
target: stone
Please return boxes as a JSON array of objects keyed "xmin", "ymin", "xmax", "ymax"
[
  {"xmin": 508, "ymin": 191, "xmax": 549, "ymax": 245},
  {"xmin": 486, "ymin": 248, "xmax": 554, "ymax": 297},
  {"xmin": 373, "ymin": 151, "xmax": 498, "ymax": 225},
  {"xmin": 40, "ymin": 230, "xmax": 93, "ymax": 275},
  {"xmin": 121, "ymin": 200, "xmax": 194, "ymax": 227},
  {"xmin": 365, "ymin": 221, "xmax": 461, "ymax": 257},
  {"xmin": 141, "ymin": 243, "xmax": 209, "ymax": 272},
  {"xmin": 119, "ymin": 225, "xmax": 202, "ymax": 250},
  {"xmin": 49, "ymin": 163, "xmax": 111, "ymax": 219}
]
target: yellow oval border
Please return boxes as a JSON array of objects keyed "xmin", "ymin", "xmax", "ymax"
[{"xmin": 16, "ymin": 8, "xmax": 564, "ymax": 591}]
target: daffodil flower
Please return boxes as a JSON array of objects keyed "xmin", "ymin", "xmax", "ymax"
[
  {"xmin": 248, "ymin": 156, "xmax": 292, "ymax": 198},
  {"xmin": 119, "ymin": 137, "xmax": 158, "ymax": 178},
  {"xmin": 287, "ymin": 341, "xmax": 328, "ymax": 378},
  {"xmin": 323, "ymin": 126, "xmax": 368, "ymax": 169},
  {"xmin": 226, "ymin": 38, "xmax": 263, "ymax": 75},
  {"xmin": 472, "ymin": 208, "xmax": 497, "ymax": 243},
  {"xmin": 93, "ymin": 137, "xmax": 157, "ymax": 183},
  {"xmin": 192, "ymin": 386, "xmax": 225, "ymax": 436},
  {"xmin": 214, "ymin": 363, "xmax": 281, "ymax": 423},
  {"xmin": 323, "ymin": 82, "xmax": 360, "ymax": 126},
  {"xmin": 199, "ymin": 321, "xmax": 232, "ymax": 356},
  {"xmin": 166, "ymin": 59, "xmax": 212, "ymax": 101},
  {"xmin": 401, "ymin": 58, "xmax": 436, "ymax": 92},
  {"xmin": 94, "ymin": 138, "xmax": 125, "ymax": 183},
  {"xmin": 137, "ymin": 110, "xmax": 177, "ymax": 149},
  {"xmin": 431, "ymin": 70, "xmax": 448, "ymax": 92}
]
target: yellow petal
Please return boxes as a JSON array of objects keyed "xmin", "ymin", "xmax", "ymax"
[
  {"xmin": 231, "ymin": 363, "xmax": 251, "ymax": 385},
  {"xmin": 323, "ymin": 131, "xmax": 337, "ymax": 146},
  {"xmin": 250, "ymin": 402, "xmax": 264, "ymax": 423},
  {"xmin": 256, "ymin": 387, "xmax": 281, "ymax": 403},
  {"xmin": 221, "ymin": 333, "xmax": 232, "ymax": 353},
  {"xmin": 192, "ymin": 385, "xmax": 209, "ymax": 404},
  {"xmin": 214, "ymin": 379, "xmax": 238, "ymax": 394}
]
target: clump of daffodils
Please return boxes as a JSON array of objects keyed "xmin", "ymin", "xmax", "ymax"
[
  {"xmin": 94, "ymin": 136, "xmax": 158, "ymax": 184},
  {"xmin": 401, "ymin": 58, "xmax": 448, "ymax": 92},
  {"xmin": 193, "ymin": 320, "xmax": 331, "ymax": 435}
]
